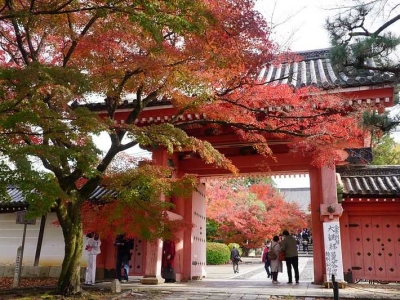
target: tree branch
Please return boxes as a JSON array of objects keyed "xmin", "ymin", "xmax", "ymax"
[{"xmin": 63, "ymin": 14, "xmax": 99, "ymax": 67}]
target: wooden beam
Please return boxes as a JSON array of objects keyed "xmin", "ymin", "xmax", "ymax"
[{"xmin": 178, "ymin": 152, "xmax": 312, "ymax": 176}]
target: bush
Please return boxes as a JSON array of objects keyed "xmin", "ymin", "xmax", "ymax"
[
  {"xmin": 206, "ymin": 242, "xmax": 230, "ymax": 265},
  {"xmin": 227, "ymin": 243, "xmax": 241, "ymax": 255}
]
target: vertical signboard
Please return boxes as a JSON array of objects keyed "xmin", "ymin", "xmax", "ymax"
[
  {"xmin": 323, "ymin": 221, "xmax": 344, "ymax": 281},
  {"xmin": 12, "ymin": 246, "xmax": 22, "ymax": 288},
  {"xmin": 13, "ymin": 210, "xmax": 36, "ymax": 287}
]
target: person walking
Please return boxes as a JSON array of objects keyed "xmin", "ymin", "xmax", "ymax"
[
  {"xmin": 114, "ymin": 234, "xmax": 134, "ymax": 283},
  {"xmin": 230, "ymin": 245, "xmax": 241, "ymax": 273},
  {"xmin": 269, "ymin": 236, "xmax": 282, "ymax": 284},
  {"xmin": 261, "ymin": 242, "xmax": 271, "ymax": 278},
  {"xmin": 280, "ymin": 230, "xmax": 300, "ymax": 284},
  {"xmin": 84, "ymin": 232, "xmax": 101, "ymax": 285},
  {"xmin": 302, "ymin": 236, "xmax": 309, "ymax": 253}
]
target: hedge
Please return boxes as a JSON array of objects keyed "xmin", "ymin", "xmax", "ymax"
[{"xmin": 206, "ymin": 242, "xmax": 230, "ymax": 265}]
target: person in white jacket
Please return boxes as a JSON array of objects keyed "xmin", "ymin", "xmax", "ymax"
[{"xmin": 84, "ymin": 232, "xmax": 101, "ymax": 285}]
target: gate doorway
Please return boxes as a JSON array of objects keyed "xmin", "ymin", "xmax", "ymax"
[{"xmin": 204, "ymin": 256, "xmax": 314, "ymax": 282}]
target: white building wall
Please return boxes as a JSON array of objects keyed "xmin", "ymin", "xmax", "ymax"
[{"xmin": 0, "ymin": 212, "xmax": 86, "ymax": 266}]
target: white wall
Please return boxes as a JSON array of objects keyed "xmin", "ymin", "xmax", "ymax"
[{"xmin": 0, "ymin": 212, "xmax": 86, "ymax": 266}]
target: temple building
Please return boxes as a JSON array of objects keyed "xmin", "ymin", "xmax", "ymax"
[{"xmin": 0, "ymin": 48, "xmax": 399, "ymax": 285}]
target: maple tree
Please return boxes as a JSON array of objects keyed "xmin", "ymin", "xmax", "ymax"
[
  {"xmin": 206, "ymin": 178, "xmax": 307, "ymax": 254},
  {"xmin": 0, "ymin": 0, "xmax": 369, "ymax": 295},
  {"xmin": 81, "ymin": 160, "xmax": 196, "ymax": 240}
]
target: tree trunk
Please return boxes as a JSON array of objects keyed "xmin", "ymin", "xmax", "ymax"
[
  {"xmin": 241, "ymin": 248, "xmax": 250, "ymax": 257},
  {"xmin": 57, "ymin": 210, "xmax": 84, "ymax": 295}
]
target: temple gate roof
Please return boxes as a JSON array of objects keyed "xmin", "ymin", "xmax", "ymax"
[
  {"xmin": 83, "ymin": 48, "xmax": 397, "ymax": 113},
  {"xmin": 258, "ymin": 48, "xmax": 397, "ymax": 90},
  {"xmin": 337, "ymin": 165, "xmax": 400, "ymax": 199}
]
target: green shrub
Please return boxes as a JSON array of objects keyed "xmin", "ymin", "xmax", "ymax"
[
  {"xmin": 227, "ymin": 243, "xmax": 241, "ymax": 255},
  {"xmin": 206, "ymin": 242, "xmax": 230, "ymax": 265}
]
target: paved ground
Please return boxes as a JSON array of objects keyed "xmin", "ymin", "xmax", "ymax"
[{"xmin": 90, "ymin": 257, "xmax": 400, "ymax": 299}]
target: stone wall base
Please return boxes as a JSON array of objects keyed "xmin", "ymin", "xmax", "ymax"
[
  {"xmin": 140, "ymin": 275, "xmax": 165, "ymax": 285},
  {"xmin": 0, "ymin": 266, "xmax": 97, "ymax": 280},
  {"xmin": 324, "ymin": 280, "xmax": 348, "ymax": 289}
]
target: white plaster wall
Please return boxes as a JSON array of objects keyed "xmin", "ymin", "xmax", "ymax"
[{"xmin": 0, "ymin": 212, "xmax": 86, "ymax": 266}]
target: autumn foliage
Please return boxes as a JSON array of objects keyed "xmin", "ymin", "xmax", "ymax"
[
  {"xmin": 206, "ymin": 178, "xmax": 307, "ymax": 250},
  {"xmin": 0, "ymin": 0, "xmax": 371, "ymax": 295},
  {"xmin": 81, "ymin": 162, "xmax": 196, "ymax": 241}
]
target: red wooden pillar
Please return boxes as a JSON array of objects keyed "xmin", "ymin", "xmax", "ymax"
[
  {"xmin": 309, "ymin": 165, "xmax": 342, "ymax": 283},
  {"xmin": 309, "ymin": 167, "xmax": 325, "ymax": 284},
  {"xmin": 171, "ymin": 196, "xmax": 185, "ymax": 281},
  {"xmin": 102, "ymin": 238, "xmax": 117, "ymax": 279},
  {"xmin": 140, "ymin": 148, "xmax": 168, "ymax": 284}
]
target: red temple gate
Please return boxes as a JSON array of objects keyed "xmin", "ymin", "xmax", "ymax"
[{"xmin": 93, "ymin": 49, "xmax": 397, "ymax": 284}]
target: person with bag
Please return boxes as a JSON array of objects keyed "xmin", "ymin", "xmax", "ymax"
[
  {"xmin": 261, "ymin": 242, "xmax": 271, "ymax": 278},
  {"xmin": 230, "ymin": 245, "xmax": 241, "ymax": 273},
  {"xmin": 269, "ymin": 236, "xmax": 283, "ymax": 284},
  {"xmin": 280, "ymin": 230, "xmax": 300, "ymax": 284}
]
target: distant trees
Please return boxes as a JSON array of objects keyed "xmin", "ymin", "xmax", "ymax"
[
  {"xmin": 371, "ymin": 135, "xmax": 400, "ymax": 165},
  {"xmin": 206, "ymin": 178, "xmax": 307, "ymax": 253}
]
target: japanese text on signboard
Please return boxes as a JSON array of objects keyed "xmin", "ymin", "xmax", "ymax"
[{"xmin": 323, "ymin": 222, "xmax": 343, "ymax": 280}]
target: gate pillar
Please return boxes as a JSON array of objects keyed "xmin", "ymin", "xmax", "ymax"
[
  {"xmin": 140, "ymin": 148, "xmax": 169, "ymax": 284},
  {"xmin": 138, "ymin": 149, "xmax": 206, "ymax": 283},
  {"xmin": 309, "ymin": 166, "xmax": 344, "ymax": 284},
  {"xmin": 140, "ymin": 240, "xmax": 164, "ymax": 284}
]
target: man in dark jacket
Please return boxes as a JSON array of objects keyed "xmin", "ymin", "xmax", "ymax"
[
  {"xmin": 114, "ymin": 234, "xmax": 134, "ymax": 282},
  {"xmin": 230, "ymin": 246, "xmax": 241, "ymax": 273},
  {"xmin": 280, "ymin": 230, "xmax": 299, "ymax": 284}
]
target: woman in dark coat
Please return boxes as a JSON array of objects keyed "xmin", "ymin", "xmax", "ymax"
[{"xmin": 162, "ymin": 240, "xmax": 176, "ymax": 283}]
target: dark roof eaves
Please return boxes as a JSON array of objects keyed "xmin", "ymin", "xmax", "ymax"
[{"xmin": 337, "ymin": 165, "xmax": 400, "ymax": 177}]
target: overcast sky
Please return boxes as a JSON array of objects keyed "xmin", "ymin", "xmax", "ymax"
[
  {"xmin": 256, "ymin": 0, "xmax": 399, "ymax": 187},
  {"xmin": 256, "ymin": 0, "xmax": 337, "ymax": 188},
  {"xmin": 255, "ymin": 0, "xmax": 339, "ymax": 51}
]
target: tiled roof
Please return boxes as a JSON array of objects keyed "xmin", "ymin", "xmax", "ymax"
[
  {"xmin": 258, "ymin": 48, "xmax": 397, "ymax": 90},
  {"xmin": 82, "ymin": 48, "xmax": 397, "ymax": 113},
  {"xmin": 87, "ymin": 186, "xmax": 118, "ymax": 201},
  {"xmin": 0, "ymin": 186, "xmax": 29, "ymax": 212},
  {"xmin": 337, "ymin": 166, "xmax": 400, "ymax": 197},
  {"xmin": 0, "ymin": 185, "xmax": 118, "ymax": 212}
]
